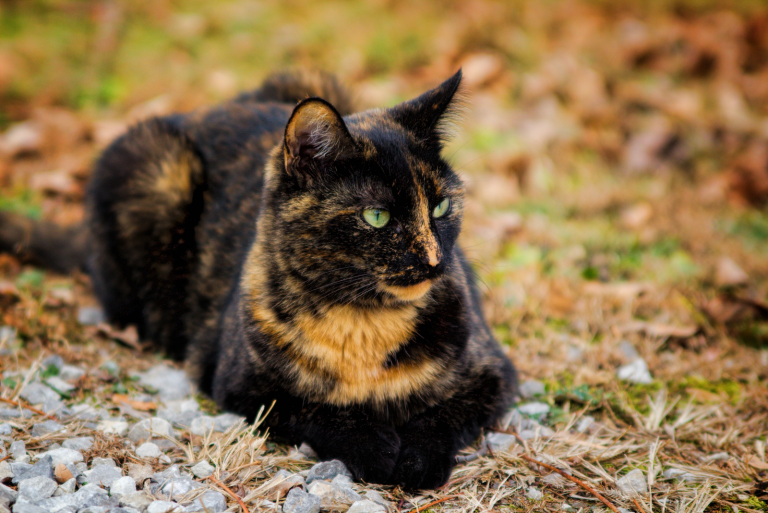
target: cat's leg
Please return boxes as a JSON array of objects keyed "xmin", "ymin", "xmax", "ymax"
[
  {"xmin": 389, "ymin": 359, "xmax": 517, "ymax": 489},
  {"xmin": 87, "ymin": 117, "xmax": 205, "ymax": 359}
]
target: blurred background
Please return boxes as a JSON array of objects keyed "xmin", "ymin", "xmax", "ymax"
[{"xmin": 0, "ymin": 0, "xmax": 767, "ymax": 397}]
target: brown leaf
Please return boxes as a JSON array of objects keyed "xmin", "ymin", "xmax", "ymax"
[
  {"xmin": 746, "ymin": 455, "xmax": 768, "ymax": 471},
  {"xmin": 54, "ymin": 463, "xmax": 73, "ymax": 484},
  {"xmin": 96, "ymin": 324, "xmax": 143, "ymax": 350},
  {"xmin": 715, "ymin": 257, "xmax": 749, "ymax": 287},
  {"xmin": 111, "ymin": 394, "xmax": 157, "ymax": 411}
]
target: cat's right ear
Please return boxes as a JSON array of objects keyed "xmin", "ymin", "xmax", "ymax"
[{"xmin": 283, "ymin": 98, "xmax": 357, "ymax": 185}]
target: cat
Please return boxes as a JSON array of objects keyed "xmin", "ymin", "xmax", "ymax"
[{"xmin": 0, "ymin": 69, "xmax": 518, "ymax": 489}]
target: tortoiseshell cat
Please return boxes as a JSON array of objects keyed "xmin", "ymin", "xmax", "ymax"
[{"xmin": 0, "ymin": 70, "xmax": 517, "ymax": 489}]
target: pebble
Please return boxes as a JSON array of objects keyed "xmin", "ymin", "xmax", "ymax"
[
  {"xmin": 126, "ymin": 463, "xmax": 153, "ymax": 484},
  {"xmin": 37, "ymin": 448, "xmax": 82, "ymax": 467},
  {"xmin": 18, "ymin": 476, "xmax": 58, "ymax": 501},
  {"xmin": 62, "ymin": 437, "xmax": 93, "ymax": 451},
  {"xmin": 517, "ymin": 402, "xmax": 550, "ymax": 416},
  {"xmin": 617, "ymin": 359, "xmax": 653, "ymax": 384},
  {"xmin": 30, "ymin": 420, "xmax": 65, "ymax": 437},
  {"xmin": 83, "ymin": 464, "xmax": 123, "ymax": 488},
  {"xmin": 10, "ymin": 441, "xmax": 25, "ymax": 459},
  {"xmin": 0, "ymin": 461, "xmax": 12, "ymax": 481},
  {"xmin": 77, "ymin": 307, "xmax": 106, "ymax": 326},
  {"xmin": 110, "ymin": 476, "xmax": 137, "ymax": 496},
  {"xmin": 0, "ymin": 483, "xmax": 17, "ymax": 505},
  {"xmin": 91, "ymin": 457, "xmax": 117, "ymax": 468},
  {"xmin": 348, "ymin": 499, "xmax": 387, "ymax": 513},
  {"xmin": 519, "ymin": 380, "xmax": 545, "ymax": 398},
  {"xmin": 0, "ymin": 409, "xmax": 31, "ymax": 420},
  {"xmin": 190, "ymin": 461, "xmax": 214, "ymax": 479},
  {"xmin": 96, "ymin": 419, "xmax": 129, "ymax": 437},
  {"xmin": 12, "ymin": 455, "xmax": 54, "ymax": 485},
  {"xmin": 264, "ymin": 469, "xmax": 304, "ymax": 500},
  {"xmin": 136, "ymin": 442, "xmax": 162, "ymax": 459},
  {"xmin": 212, "ymin": 413, "xmax": 244, "ymax": 432},
  {"xmin": 19, "ymin": 383, "xmax": 60, "ymax": 405},
  {"xmin": 183, "ymin": 490, "xmax": 227, "ymax": 512},
  {"xmin": 128, "ymin": 418, "xmax": 175, "ymax": 445},
  {"xmin": 486, "ymin": 432, "xmax": 516, "ymax": 452},
  {"xmin": 662, "ymin": 468, "xmax": 700, "ymax": 482},
  {"xmin": 134, "ymin": 365, "xmax": 192, "ymax": 401},
  {"xmin": 0, "ymin": 424, "xmax": 11, "ymax": 436},
  {"xmin": 575, "ymin": 416, "xmax": 594, "ymax": 433},
  {"xmin": 56, "ymin": 478, "xmax": 76, "ymax": 494},
  {"xmin": 160, "ymin": 476, "xmax": 203, "ymax": 500},
  {"xmin": 526, "ymin": 486, "xmax": 544, "ymax": 501},
  {"xmin": 283, "ymin": 488, "xmax": 321, "ymax": 513},
  {"xmin": 119, "ymin": 491, "xmax": 154, "ymax": 511},
  {"xmin": 44, "ymin": 377, "xmax": 75, "ymax": 396},
  {"xmin": 190, "ymin": 416, "xmax": 216, "ymax": 436},
  {"xmin": 147, "ymin": 500, "xmax": 183, "ymax": 513},
  {"xmin": 308, "ymin": 480, "xmax": 360, "ymax": 508},
  {"xmin": 617, "ymin": 469, "xmax": 648, "ymax": 495},
  {"xmin": 364, "ymin": 490, "xmax": 391, "ymax": 511},
  {"xmin": 59, "ymin": 365, "xmax": 85, "ymax": 382},
  {"xmin": 306, "ymin": 460, "xmax": 352, "ymax": 484}
]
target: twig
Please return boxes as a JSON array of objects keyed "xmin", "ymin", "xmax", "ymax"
[
  {"xmin": 405, "ymin": 495, "xmax": 459, "ymax": 513},
  {"xmin": 0, "ymin": 396, "xmax": 58, "ymax": 421},
  {"xmin": 518, "ymin": 453, "xmax": 620, "ymax": 513},
  {"xmin": 0, "ymin": 454, "xmax": 11, "ymax": 463},
  {"xmin": 208, "ymin": 475, "xmax": 251, "ymax": 513},
  {"xmin": 456, "ymin": 440, "xmax": 489, "ymax": 463},
  {"xmin": 633, "ymin": 497, "xmax": 648, "ymax": 513}
]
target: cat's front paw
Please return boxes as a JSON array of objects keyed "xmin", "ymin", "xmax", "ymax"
[
  {"xmin": 317, "ymin": 425, "xmax": 401, "ymax": 485},
  {"xmin": 388, "ymin": 441, "xmax": 456, "ymax": 490}
]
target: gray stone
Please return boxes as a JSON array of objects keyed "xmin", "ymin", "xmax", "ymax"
[
  {"xmin": 486, "ymin": 432, "xmax": 516, "ymax": 453},
  {"xmin": 134, "ymin": 365, "xmax": 191, "ymax": 402},
  {"xmin": 0, "ymin": 410, "xmax": 30, "ymax": 420},
  {"xmin": 36, "ymin": 448, "xmax": 82, "ymax": 467},
  {"xmin": 0, "ymin": 461, "xmax": 12, "ymax": 481},
  {"xmin": 10, "ymin": 462, "xmax": 32, "ymax": 480},
  {"xmin": 617, "ymin": 359, "xmax": 653, "ymax": 384},
  {"xmin": 519, "ymin": 380, "xmax": 545, "ymax": 399},
  {"xmin": 18, "ymin": 476, "xmax": 58, "ymax": 501},
  {"xmin": 83, "ymin": 465, "xmax": 122, "ymax": 488},
  {"xmin": 58, "ymin": 366, "xmax": 84, "ymax": 383},
  {"xmin": 307, "ymin": 480, "xmax": 359, "ymax": 508},
  {"xmin": 62, "ymin": 437, "xmax": 93, "ymax": 452},
  {"xmin": 95, "ymin": 419, "xmax": 129, "ymax": 437},
  {"xmin": 265, "ymin": 470, "xmax": 305, "ymax": 500},
  {"xmin": 190, "ymin": 461, "xmax": 214, "ymax": 479},
  {"xmin": 183, "ymin": 490, "xmax": 227, "ymax": 512},
  {"xmin": 41, "ymin": 398, "xmax": 68, "ymax": 417},
  {"xmin": 526, "ymin": 487, "xmax": 543, "ymax": 501},
  {"xmin": 10, "ymin": 498, "xmax": 48, "ymax": 513},
  {"xmin": 0, "ymin": 483, "xmax": 17, "ymax": 505},
  {"xmin": 126, "ymin": 463, "xmax": 153, "ymax": 484},
  {"xmin": 43, "ymin": 378, "xmax": 75, "ymax": 396},
  {"xmin": 283, "ymin": 488, "xmax": 321, "ymax": 513},
  {"xmin": 78, "ymin": 508, "xmax": 109, "ymax": 513},
  {"xmin": 56, "ymin": 478, "xmax": 76, "ymax": 495},
  {"xmin": 12, "ymin": 455, "xmax": 53, "ymax": 485},
  {"xmin": 0, "ymin": 424, "xmax": 12, "ymax": 436},
  {"xmin": 77, "ymin": 307, "xmax": 106, "ymax": 326},
  {"xmin": 159, "ymin": 476, "xmax": 202, "ymax": 500},
  {"xmin": 91, "ymin": 458, "xmax": 116, "ymax": 468},
  {"xmin": 189, "ymin": 417, "xmax": 215, "ymax": 436},
  {"xmin": 617, "ymin": 469, "xmax": 648, "ymax": 495},
  {"xmin": 364, "ymin": 491, "xmax": 391, "ymax": 511},
  {"xmin": 305, "ymin": 460, "xmax": 352, "ymax": 484},
  {"xmin": 30, "ymin": 420, "xmax": 65, "ymax": 438},
  {"xmin": 619, "ymin": 340, "xmax": 640, "ymax": 361},
  {"xmin": 128, "ymin": 418, "xmax": 175, "ymax": 445},
  {"xmin": 109, "ymin": 476, "xmax": 136, "ymax": 496},
  {"xmin": 348, "ymin": 500, "xmax": 386, "ymax": 513},
  {"xmin": 517, "ymin": 402, "xmax": 550, "ymax": 417},
  {"xmin": 147, "ymin": 501, "xmax": 183, "ymax": 513},
  {"xmin": 100, "ymin": 361, "xmax": 120, "ymax": 377},
  {"xmin": 701, "ymin": 452, "xmax": 729, "ymax": 462},
  {"xmin": 152, "ymin": 465, "xmax": 181, "ymax": 483},
  {"xmin": 19, "ymin": 383, "xmax": 60, "ymax": 405},
  {"xmin": 111, "ymin": 508, "xmax": 141, "ymax": 513},
  {"xmin": 41, "ymin": 355, "xmax": 64, "ymax": 371},
  {"xmin": 10, "ymin": 441, "xmax": 25, "ymax": 459},
  {"xmin": 119, "ymin": 491, "xmax": 154, "ymax": 511},
  {"xmin": 136, "ymin": 442, "xmax": 162, "ymax": 459},
  {"xmin": 212, "ymin": 413, "xmax": 243, "ymax": 432},
  {"xmin": 160, "ymin": 410, "xmax": 201, "ymax": 429}
]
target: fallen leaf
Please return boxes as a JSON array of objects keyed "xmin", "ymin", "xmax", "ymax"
[
  {"xmin": 54, "ymin": 463, "xmax": 73, "ymax": 484},
  {"xmin": 746, "ymin": 455, "xmax": 768, "ymax": 471},
  {"xmin": 715, "ymin": 257, "xmax": 749, "ymax": 287},
  {"xmin": 111, "ymin": 394, "xmax": 157, "ymax": 411},
  {"xmin": 619, "ymin": 321, "xmax": 698, "ymax": 338}
]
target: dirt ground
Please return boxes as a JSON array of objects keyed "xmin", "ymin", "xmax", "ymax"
[{"xmin": 0, "ymin": 0, "xmax": 767, "ymax": 512}]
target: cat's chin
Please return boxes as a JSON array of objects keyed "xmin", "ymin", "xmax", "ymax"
[{"xmin": 379, "ymin": 280, "xmax": 433, "ymax": 301}]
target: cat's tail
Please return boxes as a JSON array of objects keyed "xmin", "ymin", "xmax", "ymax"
[
  {"xmin": 236, "ymin": 69, "xmax": 357, "ymax": 116},
  {"xmin": 0, "ymin": 211, "xmax": 88, "ymax": 273}
]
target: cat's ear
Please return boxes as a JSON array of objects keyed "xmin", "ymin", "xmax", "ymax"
[
  {"xmin": 389, "ymin": 69, "xmax": 465, "ymax": 148},
  {"xmin": 283, "ymin": 98, "xmax": 357, "ymax": 184}
]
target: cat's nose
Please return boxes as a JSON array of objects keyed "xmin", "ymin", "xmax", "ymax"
[{"xmin": 421, "ymin": 248, "xmax": 441, "ymax": 267}]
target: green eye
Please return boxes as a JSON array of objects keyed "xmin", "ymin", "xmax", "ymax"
[
  {"xmin": 433, "ymin": 198, "xmax": 451, "ymax": 218},
  {"xmin": 363, "ymin": 208, "xmax": 390, "ymax": 228}
]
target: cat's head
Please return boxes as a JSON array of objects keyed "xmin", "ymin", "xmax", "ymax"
[{"xmin": 263, "ymin": 71, "xmax": 466, "ymax": 305}]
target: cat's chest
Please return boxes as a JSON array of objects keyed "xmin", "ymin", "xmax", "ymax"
[{"xmin": 290, "ymin": 303, "xmax": 442, "ymax": 405}]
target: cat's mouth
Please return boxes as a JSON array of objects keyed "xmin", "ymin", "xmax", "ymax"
[{"xmin": 379, "ymin": 279, "xmax": 433, "ymax": 301}]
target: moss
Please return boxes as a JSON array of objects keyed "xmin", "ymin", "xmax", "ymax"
[{"xmin": 747, "ymin": 497, "xmax": 768, "ymax": 512}]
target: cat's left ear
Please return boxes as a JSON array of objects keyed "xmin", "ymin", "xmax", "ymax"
[
  {"xmin": 284, "ymin": 98, "xmax": 357, "ymax": 185},
  {"xmin": 389, "ymin": 69, "xmax": 465, "ymax": 148}
]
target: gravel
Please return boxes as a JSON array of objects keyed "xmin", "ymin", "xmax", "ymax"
[
  {"xmin": 519, "ymin": 379, "xmax": 545, "ymax": 398},
  {"xmin": 617, "ymin": 469, "xmax": 648, "ymax": 495},
  {"xmin": 17, "ymin": 476, "xmax": 58, "ymax": 501},
  {"xmin": 348, "ymin": 499, "xmax": 387, "ymax": 513},
  {"xmin": 283, "ymin": 488, "xmax": 322, "ymax": 513},
  {"xmin": 190, "ymin": 461, "xmax": 214, "ymax": 479},
  {"xmin": 617, "ymin": 358, "xmax": 653, "ymax": 384},
  {"xmin": 83, "ymin": 464, "xmax": 123, "ymax": 488},
  {"xmin": 305, "ymin": 460, "xmax": 352, "ymax": 484},
  {"xmin": 133, "ymin": 365, "xmax": 192, "ymax": 402},
  {"xmin": 36, "ymin": 448, "xmax": 82, "ymax": 467},
  {"xmin": 62, "ymin": 437, "xmax": 93, "ymax": 451}
]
